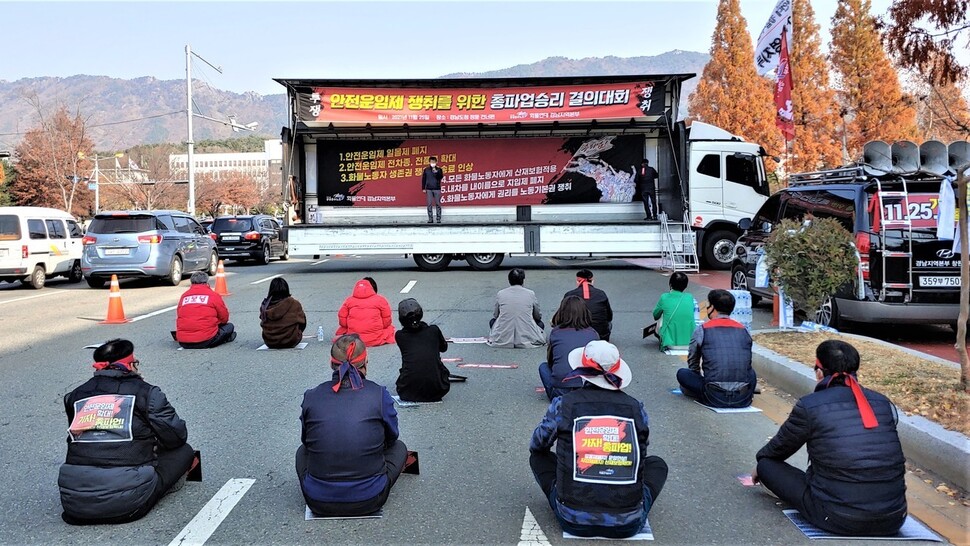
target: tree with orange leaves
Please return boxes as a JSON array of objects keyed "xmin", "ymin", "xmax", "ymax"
[
  {"xmin": 829, "ymin": 0, "xmax": 917, "ymax": 158},
  {"xmin": 688, "ymin": 0, "xmax": 779, "ymax": 163},
  {"xmin": 196, "ymin": 170, "xmax": 261, "ymax": 219}
]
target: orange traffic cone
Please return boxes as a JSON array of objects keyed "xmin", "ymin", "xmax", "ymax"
[
  {"xmin": 99, "ymin": 275, "xmax": 130, "ymax": 324},
  {"xmin": 214, "ymin": 260, "xmax": 231, "ymax": 296}
]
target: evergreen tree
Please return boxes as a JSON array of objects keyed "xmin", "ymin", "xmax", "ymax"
[{"xmin": 830, "ymin": 0, "xmax": 917, "ymax": 159}]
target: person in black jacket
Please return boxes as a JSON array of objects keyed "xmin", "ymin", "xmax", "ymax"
[
  {"xmin": 753, "ymin": 340, "xmax": 907, "ymax": 536},
  {"xmin": 635, "ymin": 159, "xmax": 658, "ymax": 220},
  {"xmin": 395, "ymin": 298, "xmax": 451, "ymax": 402},
  {"xmin": 420, "ymin": 156, "xmax": 444, "ymax": 223},
  {"xmin": 59, "ymin": 339, "xmax": 195, "ymax": 525},
  {"xmin": 564, "ymin": 269, "xmax": 613, "ymax": 341}
]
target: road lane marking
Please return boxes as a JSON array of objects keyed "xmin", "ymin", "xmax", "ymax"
[
  {"xmin": 518, "ymin": 507, "xmax": 550, "ymax": 546},
  {"xmin": 168, "ymin": 478, "xmax": 255, "ymax": 546},
  {"xmin": 250, "ymin": 274, "xmax": 282, "ymax": 285},
  {"xmin": 0, "ymin": 291, "xmax": 62, "ymax": 306},
  {"xmin": 311, "ymin": 259, "xmax": 330, "ymax": 265},
  {"xmin": 130, "ymin": 305, "xmax": 178, "ymax": 322},
  {"xmin": 400, "ymin": 280, "xmax": 417, "ymax": 293}
]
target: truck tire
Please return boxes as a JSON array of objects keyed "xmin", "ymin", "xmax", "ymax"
[
  {"xmin": 466, "ymin": 253, "xmax": 504, "ymax": 271},
  {"xmin": 730, "ymin": 265, "xmax": 762, "ymax": 306},
  {"xmin": 413, "ymin": 254, "xmax": 452, "ymax": 271},
  {"xmin": 703, "ymin": 230, "xmax": 737, "ymax": 270}
]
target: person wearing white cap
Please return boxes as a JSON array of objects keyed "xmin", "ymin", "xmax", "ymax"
[{"xmin": 529, "ymin": 340, "xmax": 668, "ymax": 539}]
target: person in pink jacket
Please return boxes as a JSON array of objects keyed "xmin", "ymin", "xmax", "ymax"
[{"xmin": 335, "ymin": 277, "xmax": 396, "ymax": 346}]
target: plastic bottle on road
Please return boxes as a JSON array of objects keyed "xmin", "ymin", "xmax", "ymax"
[
  {"xmin": 316, "ymin": 326, "xmax": 325, "ymax": 342},
  {"xmin": 693, "ymin": 299, "xmax": 702, "ymax": 326}
]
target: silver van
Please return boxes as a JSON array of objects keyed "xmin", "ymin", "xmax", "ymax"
[{"xmin": 81, "ymin": 210, "xmax": 218, "ymax": 288}]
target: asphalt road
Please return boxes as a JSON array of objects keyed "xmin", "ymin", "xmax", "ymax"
[{"xmin": 0, "ymin": 257, "xmax": 943, "ymax": 545}]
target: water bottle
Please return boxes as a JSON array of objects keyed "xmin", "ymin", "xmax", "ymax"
[
  {"xmin": 693, "ymin": 299, "xmax": 701, "ymax": 321},
  {"xmin": 316, "ymin": 326, "xmax": 325, "ymax": 342}
]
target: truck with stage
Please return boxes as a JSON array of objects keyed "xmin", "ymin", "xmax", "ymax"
[{"xmin": 275, "ymin": 74, "xmax": 771, "ymax": 270}]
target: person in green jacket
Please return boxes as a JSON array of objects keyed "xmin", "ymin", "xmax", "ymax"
[{"xmin": 651, "ymin": 272, "xmax": 696, "ymax": 350}]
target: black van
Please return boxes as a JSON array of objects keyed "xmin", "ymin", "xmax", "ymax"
[{"xmin": 731, "ymin": 166, "xmax": 961, "ymax": 328}]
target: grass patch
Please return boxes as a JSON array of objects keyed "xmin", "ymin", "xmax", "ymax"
[{"xmin": 754, "ymin": 332, "xmax": 969, "ymax": 436}]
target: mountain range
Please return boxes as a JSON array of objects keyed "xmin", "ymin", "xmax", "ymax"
[{"xmin": 0, "ymin": 51, "xmax": 709, "ymax": 151}]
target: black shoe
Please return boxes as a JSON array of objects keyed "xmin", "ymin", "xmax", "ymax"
[
  {"xmin": 228, "ymin": 332, "xmax": 237, "ymax": 343},
  {"xmin": 427, "ymin": 219, "xmax": 433, "ymax": 224},
  {"xmin": 436, "ymin": 218, "xmax": 441, "ymax": 223}
]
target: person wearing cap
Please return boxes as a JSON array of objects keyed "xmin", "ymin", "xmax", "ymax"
[
  {"xmin": 259, "ymin": 276, "xmax": 307, "ymax": 349},
  {"xmin": 420, "ymin": 156, "xmax": 444, "ymax": 223},
  {"xmin": 530, "ymin": 340, "xmax": 668, "ymax": 539},
  {"xmin": 753, "ymin": 340, "xmax": 907, "ymax": 536},
  {"xmin": 651, "ymin": 272, "xmax": 695, "ymax": 351},
  {"xmin": 394, "ymin": 298, "xmax": 451, "ymax": 402},
  {"xmin": 58, "ymin": 339, "xmax": 196, "ymax": 525},
  {"xmin": 298, "ymin": 334, "xmax": 408, "ymax": 516},
  {"xmin": 335, "ymin": 277, "xmax": 396, "ymax": 347},
  {"xmin": 175, "ymin": 271, "xmax": 235, "ymax": 349},
  {"xmin": 677, "ymin": 289, "xmax": 756, "ymax": 408},
  {"xmin": 488, "ymin": 268, "xmax": 545, "ymax": 348},
  {"xmin": 564, "ymin": 269, "xmax": 613, "ymax": 342},
  {"xmin": 539, "ymin": 295, "xmax": 600, "ymax": 401}
]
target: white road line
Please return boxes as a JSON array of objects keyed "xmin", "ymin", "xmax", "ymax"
[
  {"xmin": 130, "ymin": 305, "xmax": 178, "ymax": 322},
  {"xmin": 518, "ymin": 507, "xmax": 551, "ymax": 546},
  {"xmin": 250, "ymin": 274, "xmax": 282, "ymax": 285},
  {"xmin": 311, "ymin": 259, "xmax": 330, "ymax": 265},
  {"xmin": 400, "ymin": 280, "xmax": 417, "ymax": 293},
  {"xmin": 0, "ymin": 291, "xmax": 62, "ymax": 306},
  {"xmin": 168, "ymin": 478, "xmax": 255, "ymax": 546}
]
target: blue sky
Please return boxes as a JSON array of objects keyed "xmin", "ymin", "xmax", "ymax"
[{"xmin": 1, "ymin": 1, "xmax": 902, "ymax": 96}]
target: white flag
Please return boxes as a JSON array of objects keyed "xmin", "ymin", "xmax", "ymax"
[{"xmin": 755, "ymin": 0, "xmax": 794, "ymax": 75}]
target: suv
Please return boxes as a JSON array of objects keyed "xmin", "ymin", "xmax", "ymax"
[
  {"xmin": 210, "ymin": 215, "xmax": 288, "ymax": 264},
  {"xmin": 81, "ymin": 210, "xmax": 218, "ymax": 288},
  {"xmin": 732, "ymin": 168, "xmax": 961, "ymax": 328}
]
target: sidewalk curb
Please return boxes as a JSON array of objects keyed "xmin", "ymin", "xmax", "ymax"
[{"xmin": 750, "ymin": 339, "xmax": 970, "ymax": 491}]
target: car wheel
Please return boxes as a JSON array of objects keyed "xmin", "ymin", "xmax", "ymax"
[
  {"xmin": 259, "ymin": 243, "xmax": 271, "ymax": 265},
  {"xmin": 703, "ymin": 230, "xmax": 737, "ymax": 270},
  {"xmin": 413, "ymin": 253, "xmax": 452, "ymax": 271},
  {"xmin": 279, "ymin": 243, "xmax": 289, "ymax": 261},
  {"xmin": 27, "ymin": 265, "xmax": 46, "ymax": 289},
  {"xmin": 86, "ymin": 276, "xmax": 107, "ymax": 289},
  {"xmin": 731, "ymin": 265, "xmax": 762, "ymax": 306},
  {"xmin": 166, "ymin": 256, "xmax": 183, "ymax": 286},
  {"xmin": 466, "ymin": 253, "xmax": 505, "ymax": 271},
  {"xmin": 814, "ymin": 296, "xmax": 840, "ymax": 329},
  {"xmin": 67, "ymin": 260, "xmax": 83, "ymax": 283},
  {"xmin": 207, "ymin": 252, "xmax": 218, "ymax": 276}
]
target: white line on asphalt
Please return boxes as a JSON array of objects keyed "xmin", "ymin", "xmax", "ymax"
[
  {"xmin": 250, "ymin": 274, "xmax": 282, "ymax": 285},
  {"xmin": 0, "ymin": 291, "xmax": 62, "ymax": 306},
  {"xmin": 168, "ymin": 478, "xmax": 255, "ymax": 546},
  {"xmin": 400, "ymin": 280, "xmax": 417, "ymax": 293},
  {"xmin": 130, "ymin": 305, "xmax": 178, "ymax": 322},
  {"xmin": 518, "ymin": 507, "xmax": 551, "ymax": 546},
  {"xmin": 312, "ymin": 259, "xmax": 330, "ymax": 265}
]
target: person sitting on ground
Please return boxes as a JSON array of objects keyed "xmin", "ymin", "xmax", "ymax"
[
  {"xmin": 59, "ymin": 338, "xmax": 196, "ymax": 525},
  {"xmin": 175, "ymin": 271, "xmax": 235, "ymax": 349},
  {"xmin": 297, "ymin": 334, "xmax": 408, "ymax": 517},
  {"xmin": 530, "ymin": 340, "xmax": 668, "ymax": 539},
  {"xmin": 651, "ymin": 272, "xmax": 696, "ymax": 350},
  {"xmin": 487, "ymin": 268, "xmax": 545, "ymax": 348},
  {"xmin": 259, "ymin": 277, "xmax": 307, "ymax": 349},
  {"xmin": 753, "ymin": 340, "xmax": 907, "ymax": 536},
  {"xmin": 563, "ymin": 269, "xmax": 613, "ymax": 341},
  {"xmin": 335, "ymin": 277, "xmax": 396, "ymax": 347},
  {"xmin": 676, "ymin": 289, "xmax": 756, "ymax": 408},
  {"xmin": 538, "ymin": 295, "xmax": 600, "ymax": 401},
  {"xmin": 395, "ymin": 298, "xmax": 451, "ymax": 402}
]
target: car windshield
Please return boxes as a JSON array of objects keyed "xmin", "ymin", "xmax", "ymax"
[
  {"xmin": 89, "ymin": 216, "xmax": 159, "ymax": 234},
  {"xmin": 212, "ymin": 218, "xmax": 253, "ymax": 232}
]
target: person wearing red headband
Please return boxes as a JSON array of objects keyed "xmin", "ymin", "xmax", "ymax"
[
  {"xmin": 59, "ymin": 339, "xmax": 196, "ymax": 525},
  {"xmin": 753, "ymin": 340, "xmax": 907, "ymax": 536},
  {"xmin": 297, "ymin": 334, "xmax": 408, "ymax": 517},
  {"xmin": 530, "ymin": 340, "xmax": 668, "ymax": 539},
  {"xmin": 564, "ymin": 269, "xmax": 613, "ymax": 341}
]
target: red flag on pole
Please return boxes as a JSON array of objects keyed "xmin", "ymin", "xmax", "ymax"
[{"xmin": 774, "ymin": 29, "xmax": 795, "ymax": 142}]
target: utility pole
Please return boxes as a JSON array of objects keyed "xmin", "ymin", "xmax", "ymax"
[
  {"xmin": 186, "ymin": 44, "xmax": 196, "ymax": 216},
  {"xmin": 93, "ymin": 154, "xmax": 100, "ymax": 214}
]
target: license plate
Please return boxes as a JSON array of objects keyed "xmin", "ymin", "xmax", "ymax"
[
  {"xmin": 222, "ymin": 236, "xmax": 239, "ymax": 242},
  {"xmin": 104, "ymin": 248, "xmax": 130, "ymax": 256},
  {"xmin": 919, "ymin": 276, "xmax": 960, "ymax": 287}
]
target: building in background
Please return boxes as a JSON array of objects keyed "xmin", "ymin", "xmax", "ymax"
[{"xmin": 169, "ymin": 139, "xmax": 282, "ymax": 196}]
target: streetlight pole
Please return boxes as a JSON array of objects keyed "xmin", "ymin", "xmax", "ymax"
[{"xmin": 186, "ymin": 44, "xmax": 196, "ymax": 216}]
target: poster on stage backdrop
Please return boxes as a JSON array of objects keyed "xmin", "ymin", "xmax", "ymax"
[
  {"xmin": 298, "ymin": 81, "xmax": 666, "ymax": 125},
  {"xmin": 572, "ymin": 415, "xmax": 639, "ymax": 485},
  {"xmin": 317, "ymin": 136, "xmax": 644, "ymax": 207},
  {"xmin": 68, "ymin": 395, "xmax": 136, "ymax": 443}
]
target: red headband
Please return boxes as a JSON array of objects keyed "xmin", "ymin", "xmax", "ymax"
[
  {"xmin": 562, "ymin": 349, "xmax": 623, "ymax": 389},
  {"xmin": 816, "ymin": 359, "xmax": 878, "ymax": 429},
  {"xmin": 331, "ymin": 341, "xmax": 367, "ymax": 392},
  {"xmin": 93, "ymin": 354, "xmax": 136, "ymax": 371},
  {"xmin": 577, "ymin": 277, "xmax": 590, "ymax": 299}
]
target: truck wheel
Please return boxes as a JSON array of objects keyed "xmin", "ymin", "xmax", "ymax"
[
  {"xmin": 413, "ymin": 254, "xmax": 452, "ymax": 271},
  {"xmin": 466, "ymin": 253, "xmax": 504, "ymax": 271},
  {"xmin": 731, "ymin": 265, "xmax": 762, "ymax": 306},
  {"xmin": 86, "ymin": 276, "xmax": 107, "ymax": 289},
  {"xmin": 703, "ymin": 230, "xmax": 737, "ymax": 270},
  {"xmin": 814, "ymin": 296, "xmax": 840, "ymax": 329},
  {"xmin": 67, "ymin": 260, "xmax": 84, "ymax": 283},
  {"xmin": 27, "ymin": 265, "xmax": 46, "ymax": 289}
]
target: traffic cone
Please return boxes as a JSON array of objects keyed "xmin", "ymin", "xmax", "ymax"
[
  {"xmin": 99, "ymin": 275, "xmax": 130, "ymax": 324},
  {"xmin": 214, "ymin": 260, "xmax": 231, "ymax": 296}
]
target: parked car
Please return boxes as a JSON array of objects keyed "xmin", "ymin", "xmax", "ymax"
[
  {"xmin": 81, "ymin": 210, "xmax": 218, "ymax": 288},
  {"xmin": 0, "ymin": 206, "xmax": 84, "ymax": 289},
  {"xmin": 200, "ymin": 218, "xmax": 214, "ymax": 232},
  {"xmin": 731, "ymin": 167, "xmax": 961, "ymax": 328},
  {"xmin": 210, "ymin": 215, "xmax": 288, "ymax": 264}
]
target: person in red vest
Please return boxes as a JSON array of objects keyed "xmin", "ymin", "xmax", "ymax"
[
  {"xmin": 335, "ymin": 277, "xmax": 396, "ymax": 346},
  {"xmin": 176, "ymin": 272, "xmax": 236, "ymax": 349}
]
